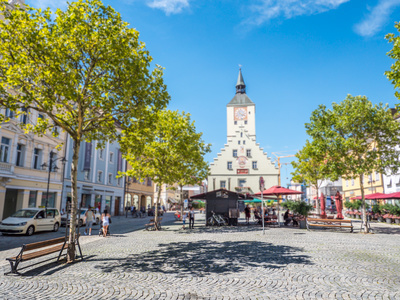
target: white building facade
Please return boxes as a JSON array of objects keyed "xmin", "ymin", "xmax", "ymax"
[{"xmin": 208, "ymin": 70, "xmax": 279, "ymax": 194}]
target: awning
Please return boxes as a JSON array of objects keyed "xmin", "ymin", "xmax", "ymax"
[{"xmin": 168, "ymin": 198, "xmax": 178, "ymax": 203}]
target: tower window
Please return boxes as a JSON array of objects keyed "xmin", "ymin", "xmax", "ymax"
[
  {"xmin": 233, "ymin": 150, "xmax": 237, "ymax": 157},
  {"xmin": 252, "ymin": 161, "xmax": 258, "ymax": 169},
  {"xmin": 220, "ymin": 181, "xmax": 226, "ymax": 188},
  {"xmin": 243, "ymin": 140, "xmax": 246, "ymax": 145},
  {"xmin": 244, "ymin": 121, "xmax": 247, "ymax": 125},
  {"xmin": 240, "ymin": 132, "xmax": 243, "ymax": 137},
  {"xmin": 227, "ymin": 161, "xmax": 232, "ymax": 170},
  {"xmin": 246, "ymin": 149, "xmax": 251, "ymax": 157},
  {"xmin": 238, "ymin": 141, "xmax": 241, "ymax": 145},
  {"xmin": 234, "ymin": 121, "xmax": 237, "ymax": 125}
]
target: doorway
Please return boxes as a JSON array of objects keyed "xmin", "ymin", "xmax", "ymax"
[
  {"xmin": 3, "ymin": 189, "xmax": 18, "ymax": 219},
  {"xmin": 114, "ymin": 197, "xmax": 120, "ymax": 216}
]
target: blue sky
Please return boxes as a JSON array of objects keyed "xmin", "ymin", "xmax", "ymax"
[{"xmin": 27, "ymin": 0, "xmax": 400, "ymax": 187}]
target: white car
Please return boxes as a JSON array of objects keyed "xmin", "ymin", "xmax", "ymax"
[
  {"xmin": 61, "ymin": 208, "xmax": 101, "ymax": 227},
  {"xmin": 0, "ymin": 208, "xmax": 61, "ymax": 236}
]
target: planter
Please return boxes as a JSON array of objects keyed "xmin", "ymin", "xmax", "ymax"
[
  {"xmin": 395, "ymin": 218, "xmax": 400, "ymax": 224},
  {"xmin": 378, "ymin": 216, "xmax": 383, "ymax": 222},
  {"xmin": 299, "ymin": 219, "xmax": 307, "ymax": 229},
  {"xmin": 386, "ymin": 218, "xmax": 392, "ymax": 224}
]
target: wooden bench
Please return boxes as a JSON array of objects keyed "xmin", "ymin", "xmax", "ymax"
[
  {"xmin": 306, "ymin": 218, "xmax": 353, "ymax": 232},
  {"xmin": 5, "ymin": 235, "xmax": 82, "ymax": 275},
  {"xmin": 265, "ymin": 215, "xmax": 279, "ymax": 227},
  {"xmin": 145, "ymin": 217, "xmax": 162, "ymax": 231}
]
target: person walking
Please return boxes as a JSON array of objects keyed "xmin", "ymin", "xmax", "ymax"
[
  {"xmin": 245, "ymin": 204, "xmax": 251, "ymax": 225},
  {"xmin": 84, "ymin": 206, "xmax": 94, "ymax": 236},
  {"xmin": 182, "ymin": 211, "xmax": 187, "ymax": 229},
  {"xmin": 101, "ymin": 209, "xmax": 111, "ymax": 237},
  {"xmin": 189, "ymin": 207, "xmax": 195, "ymax": 229}
]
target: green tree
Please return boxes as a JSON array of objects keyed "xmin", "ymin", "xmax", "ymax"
[
  {"xmin": 291, "ymin": 140, "xmax": 330, "ymax": 214},
  {"xmin": 120, "ymin": 110, "xmax": 210, "ymax": 230},
  {"xmin": 305, "ymin": 95, "xmax": 400, "ymax": 233},
  {"xmin": 0, "ymin": 0, "xmax": 169, "ymax": 261},
  {"xmin": 386, "ymin": 22, "xmax": 400, "ymax": 105}
]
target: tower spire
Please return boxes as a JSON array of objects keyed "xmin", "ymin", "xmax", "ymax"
[{"xmin": 236, "ymin": 67, "xmax": 246, "ymax": 94}]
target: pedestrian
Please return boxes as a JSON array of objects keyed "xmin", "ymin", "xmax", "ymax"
[
  {"xmin": 101, "ymin": 209, "xmax": 110, "ymax": 237},
  {"xmin": 189, "ymin": 207, "xmax": 195, "ymax": 229},
  {"xmin": 84, "ymin": 206, "xmax": 94, "ymax": 236},
  {"xmin": 245, "ymin": 204, "xmax": 251, "ymax": 225},
  {"xmin": 182, "ymin": 211, "xmax": 187, "ymax": 229}
]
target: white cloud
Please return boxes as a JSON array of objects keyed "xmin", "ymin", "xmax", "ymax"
[
  {"xmin": 354, "ymin": 0, "xmax": 400, "ymax": 37},
  {"xmin": 245, "ymin": 0, "xmax": 349, "ymax": 26},
  {"xmin": 146, "ymin": 0, "xmax": 189, "ymax": 15}
]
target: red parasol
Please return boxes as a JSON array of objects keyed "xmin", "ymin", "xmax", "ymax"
[
  {"xmin": 364, "ymin": 193, "xmax": 387, "ymax": 200},
  {"xmin": 254, "ymin": 186, "xmax": 303, "ymax": 227},
  {"xmin": 381, "ymin": 192, "xmax": 400, "ymax": 199},
  {"xmin": 334, "ymin": 191, "xmax": 344, "ymax": 219},
  {"xmin": 351, "ymin": 196, "xmax": 362, "ymax": 200},
  {"xmin": 320, "ymin": 192, "xmax": 327, "ymax": 218}
]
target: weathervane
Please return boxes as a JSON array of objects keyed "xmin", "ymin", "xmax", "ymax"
[{"xmin": 239, "ymin": 64, "xmax": 242, "ymax": 69}]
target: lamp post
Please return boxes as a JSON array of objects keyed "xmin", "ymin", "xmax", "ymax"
[{"xmin": 42, "ymin": 151, "xmax": 67, "ymax": 216}]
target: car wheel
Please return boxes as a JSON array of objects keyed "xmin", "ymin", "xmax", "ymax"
[
  {"xmin": 96, "ymin": 217, "xmax": 100, "ymax": 225},
  {"xmin": 26, "ymin": 225, "xmax": 34, "ymax": 236},
  {"xmin": 53, "ymin": 222, "xmax": 60, "ymax": 232}
]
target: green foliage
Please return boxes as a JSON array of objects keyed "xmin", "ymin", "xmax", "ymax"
[
  {"xmin": 372, "ymin": 204, "xmax": 382, "ymax": 214},
  {"xmin": 282, "ymin": 200, "xmax": 313, "ymax": 217},
  {"xmin": 120, "ymin": 109, "xmax": 210, "ymax": 200},
  {"xmin": 291, "ymin": 140, "xmax": 331, "ymax": 190},
  {"xmin": 386, "ymin": 22, "xmax": 400, "ymax": 106},
  {"xmin": 191, "ymin": 201, "xmax": 205, "ymax": 209},
  {"xmin": 382, "ymin": 203, "xmax": 400, "ymax": 215},
  {"xmin": 344, "ymin": 201, "xmax": 353, "ymax": 209}
]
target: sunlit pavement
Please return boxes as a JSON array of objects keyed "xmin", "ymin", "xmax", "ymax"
[{"xmin": 0, "ymin": 212, "xmax": 399, "ymax": 299}]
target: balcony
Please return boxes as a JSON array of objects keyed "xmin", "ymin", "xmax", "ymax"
[{"xmin": 0, "ymin": 162, "xmax": 14, "ymax": 175}]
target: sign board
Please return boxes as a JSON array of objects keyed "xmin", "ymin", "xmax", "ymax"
[
  {"xmin": 184, "ymin": 199, "xmax": 188, "ymax": 209},
  {"xmin": 259, "ymin": 176, "xmax": 265, "ymax": 192},
  {"xmin": 237, "ymin": 169, "xmax": 249, "ymax": 174}
]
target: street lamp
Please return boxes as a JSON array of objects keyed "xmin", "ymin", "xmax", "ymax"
[{"xmin": 42, "ymin": 151, "xmax": 67, "ymax": 216}]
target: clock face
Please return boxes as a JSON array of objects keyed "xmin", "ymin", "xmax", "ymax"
[{"xmin": 234, "ymin": 107, "xmax": 247, "ymax": 121}]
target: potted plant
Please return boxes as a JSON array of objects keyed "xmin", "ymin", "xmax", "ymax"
[{"xmin": 292, "ymin": 201, "xmax": 314, "ymax": 229}]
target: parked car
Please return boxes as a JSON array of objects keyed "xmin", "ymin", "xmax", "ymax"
[
  {"xmin": 61, "ymin": 208, "xmax": 101, "ymax": 227},
  {"xmin": 0, "ymin": 208, "xmax": 61, "ymax": 236}
]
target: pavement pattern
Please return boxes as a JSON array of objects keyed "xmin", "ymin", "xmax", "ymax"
[{"xmin": 0, "ymin": 213, "xmax": 400, "ymax": 299}]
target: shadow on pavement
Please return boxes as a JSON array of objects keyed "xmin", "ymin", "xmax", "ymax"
[{"xmin": 94, "ymin": 240, "xmax": 312, "ymax": 277}]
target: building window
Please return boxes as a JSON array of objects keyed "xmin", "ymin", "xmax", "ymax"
[
  {"xmin": 147, "ymin": 177, "xmax": 152, "ymax": 186},
  {"xmin": 220, "ymin": 181, "xmax": 226, "ymax": 188},
  {"xmin": 109, "ymin": 152, "xmax": 114, "ymax": 163},
  {"xmin": 252, "ymin": 161, "xmax": 257, "ymax": 169},
  {"xmin": 33, "ymin": 148, "xmax": 41, "ymax": 169},
  {"xmin": 21, "ymin": 107, "xmax": 27, "ymax": 124},
  {"xmin": 244, "ymin": 121, "xmax": 247, "ymax": 125},
  {"xmin": 238, "ymin": 141, "xmax": 241, "ymax": 145},
  {"xmin": 346, "ymin": 180, "xmax": 348, "ymax": 187},
  {"xmin": 234, "ymin": 121, "xmax": 237, "ymax": 125},
  {"xmin": 38, "ymin": 114, "xmax": 44, "ymax": 120},
  {"xmin": 351, "ymin": 178, "xmax": 354, "ymax": 186},
  {"xmin": 375, "ymin": 172, "xmax": 379, "ymax": 181},
  {"xmin": 5, "ymin": 108, "xmax": 14, "ymax": 119},
  {"xmin": 240, "ymin": 132, "xmax": 243, "ymax": 137},
  {"xmin": 246, "ymin": 149, "xmax": 251, "ymax": 157},
  {"xmin": 108, "ymin": 173, "xmax": 112, "ymax": 184},
  {"xmin": 84, "ymin": 170, "xmax": 90, "ymax": 180},
  {"xmin": 243, "ymin": 140, "xmax": 246, "ymax": 145},
  {"xmin": 227, "ymin": 161, "xmax": 232, "ymax": 169},
  {"xmin": 117, "ymin": 177, "xmax": 121, "ymax": 186},
  {"xmin": 99, "ymin": 149, "xmax": 104, "ymax": 159},
  {"xmin": 233, "ymin": 150, "xmax": 237, "ymax": 157},
  {"xmin": 97, "ymin": 171, "xmax": 103, "ymax": 182},
  {"xmin": 16, "ymin": 144, "xmax": 25, "ymax": 167},
  {"xmin": 0, "ymin": 137, "xmax": 11, "ymax": 163},
  {"xmin": 238, "ymin": 179, "xmax": 246, "ymax": 187},
  {"xmin": 28, "ymin": 191, "xmax": 37, "ymax": 208}
]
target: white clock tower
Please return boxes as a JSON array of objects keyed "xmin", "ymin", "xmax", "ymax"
[{"xmin": 208, "ymin": 69, "xmax": 279, "ymax": 194}]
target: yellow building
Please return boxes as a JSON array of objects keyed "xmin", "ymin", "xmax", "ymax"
[
  {"xmin": 0, "ymin": 109, "xmax": 67, "ymax": 220},
  {"xmin": 342, "ymin": 172, "xmax": 384, "ymax": 203},
  {"xmin": 124, "ymin": 163, "xmax": 154, "ymax": 211}
]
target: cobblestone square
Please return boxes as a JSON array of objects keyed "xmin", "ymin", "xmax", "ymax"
[{"xmin": 0, "ymin": 213, "xmax": 399, "ymax": 299}]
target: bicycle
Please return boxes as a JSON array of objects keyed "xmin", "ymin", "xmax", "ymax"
[{"xmin": 206, "ymin": 211, "xmax": 228, "ymax": 226}]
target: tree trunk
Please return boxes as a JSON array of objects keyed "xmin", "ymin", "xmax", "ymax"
[
  {"xmin": 67, "ymin": 139, "xmax": 80, "ymax": 263},
  {"xmin": 180, "ymin": 184, "xmax": 184, "ymax": 222},
  {"xmin": 360, "ymin": 175, "xmax": 369, "ymax": 233},
  {"xmin": 315, "ymin": 186, "xmax": 320, "ymax": 216},
  {"xmin": 154, "ymin": 184, "xmax": 162, "ymax": 231}
]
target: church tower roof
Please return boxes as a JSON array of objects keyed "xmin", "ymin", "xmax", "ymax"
[{"xmin": 227, "ymin": 68, "xmax": 254, "ymax": 107}]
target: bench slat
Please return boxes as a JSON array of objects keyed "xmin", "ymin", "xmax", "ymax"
[
  {"xmin": 307, "ymin": 218, "xmax": 351, "ymax": 223},
  {"xmin": 23, "ymin": 237, "xmax": 65, "ymax": 251},
  {"xmin": 308, "ymin": 224, "xmax": 353, "ymax": 228},
  {"xmin": 8, "ymin": 245, "xmax": 65, "ymax": 262}
]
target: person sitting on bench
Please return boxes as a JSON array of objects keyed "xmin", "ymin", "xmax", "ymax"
[{"xmin": 284, "ymin": 209, "xmax": 292, "ymax": 226}]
